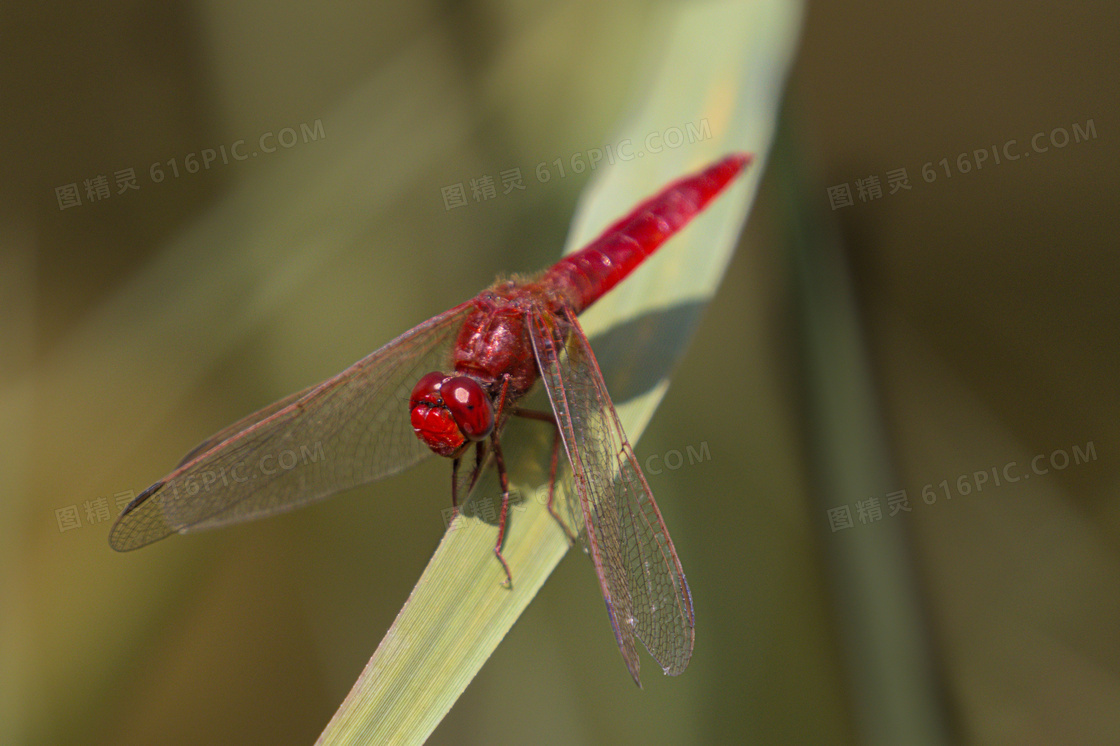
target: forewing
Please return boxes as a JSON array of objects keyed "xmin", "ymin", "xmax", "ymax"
[
  {"xmin": 174, "ymin": 384, "xmax": 319, "ymax": 467},
  {"xmin": 109, "ymin": 302, "xmax": 475, "ymax": 551},
  {"xmin": 529, "ymin": 306, "xmax": 694, "ymax": 685}
]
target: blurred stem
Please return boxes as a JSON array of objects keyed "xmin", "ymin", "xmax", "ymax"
[{"xmin": 776, "ymin": 108, "xmax": 954, "ymax": 745}]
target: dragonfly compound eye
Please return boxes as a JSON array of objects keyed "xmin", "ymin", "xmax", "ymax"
[
  {"xmin": 441, "ymin": 376, "xmax": 494, "ymax": 441},
  {"xmin": 409, "ymin": 372, "xmax": 467, "ymax": 457},
  {"xmin": 409, "ymin": 371, "xmax": 448, "ymax": 409}
]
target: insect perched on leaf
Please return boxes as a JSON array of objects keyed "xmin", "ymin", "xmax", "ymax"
[{"xmin": 111, "ymin": 153, "xmax": 751, "ymax": 685}]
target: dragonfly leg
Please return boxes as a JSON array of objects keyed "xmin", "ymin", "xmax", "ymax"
[
  {"xmin": 491, "ymin": 373, "xmax": 514, "ymax": 425},
  {"xmin": 545, "ymin": 425, "xmax": 579, "ymax": 544},
  {"xmin": 451, "ymin": 456, "xmax": 462, "ymax": 513},
  {"xmin": 488, "ymin": 434, "xmax": 514, "ymax": 588},
  {"xmin": 470, "ymin": 441, "xmax": 485, "ymax": 491},
  {"xmin": 514, "ymin": 408, "xmax": 579, "ymax": 543},
  {"xmin": 450, "ymin": 442, "xmax": 487, "ymax": 521}
]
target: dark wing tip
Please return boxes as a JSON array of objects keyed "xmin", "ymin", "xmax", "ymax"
[
  {"xmin": 108, "ymin": 481, "xmax": 173, "ymax": 552},
  {"xmin": 177, "ymin": 439, "xmax": 214, "ymax": 468}
]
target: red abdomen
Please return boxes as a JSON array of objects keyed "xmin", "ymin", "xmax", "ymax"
[{"xmin": 540, "ymin": 153, "xmax": 750, "ymax": 314}]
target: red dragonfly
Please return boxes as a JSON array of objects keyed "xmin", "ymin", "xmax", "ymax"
[{"xmin": 110, "ymin": 152, "xmax": 751, "ymax": 685}]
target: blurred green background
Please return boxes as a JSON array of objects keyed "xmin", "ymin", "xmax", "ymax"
[{"xmin": 2, "ymin": 1, "xmax": 1117, "ymax": 744}]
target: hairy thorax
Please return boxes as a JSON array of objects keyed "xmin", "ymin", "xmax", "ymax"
[{"xmin": 450, "ymin": 277, "xmax": 574, "ymax": 402}]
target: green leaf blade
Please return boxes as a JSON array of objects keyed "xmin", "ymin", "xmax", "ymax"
[{"xmin": 318, "ymin": 1, "xmax": 801, "ymax": 742}]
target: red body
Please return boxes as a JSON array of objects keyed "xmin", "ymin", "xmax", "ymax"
[
  {"xmin": 540, "ymin": 153, "xmax": 749, "ymax": 314},
  {"xmin": 431, "ymin": 153, "xmax": 750, "ymax": 441}
]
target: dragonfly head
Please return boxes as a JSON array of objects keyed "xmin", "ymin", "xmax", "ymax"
[{"xmin": 409, "ymin": 372, "xmax": 495, "ymax": 458}]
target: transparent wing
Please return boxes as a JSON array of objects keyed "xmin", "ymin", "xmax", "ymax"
[
  {"xmin": 173, "ymin": 384, "xmax": 320, "ymax": 468},
  {"xmin": 109, "ymin": 302, "xmax": 475, "ymax": 551},
  {"xmin": 529, "ymin": 306, "xmax": 694, "ymax": 686}
]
